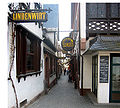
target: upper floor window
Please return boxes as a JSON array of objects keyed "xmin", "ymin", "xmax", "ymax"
[
  {"xmin": 87, "ymin": 3, "xmax": 106, "ymax": 18},
  {"xmin": 110, "ymin": 3, "xmax": 120, "ymax": 18},
  {"xmin": 16, "ymin": 27, "xmax": 41, "ymax": 77},
  {"xmin": 87, "ymin": 3, "xmax": 120, "ymax": 18}
]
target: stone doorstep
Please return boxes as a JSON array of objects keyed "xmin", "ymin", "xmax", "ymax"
[{"xmin": 87, "ymin": 92, "xmax": 120, "ymax": 106}]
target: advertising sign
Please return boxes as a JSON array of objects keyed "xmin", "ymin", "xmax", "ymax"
[{"xmin": 61, "ymin": 37, "xmax": 75, "ymax": 51}]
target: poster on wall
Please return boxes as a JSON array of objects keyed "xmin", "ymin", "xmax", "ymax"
[{"xmin": 100, "ymin": 56, "xmax": 109, "ymax": 83}]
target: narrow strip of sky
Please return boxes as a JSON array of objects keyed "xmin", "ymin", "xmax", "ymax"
[{"xmin": 59, "ymin": 1, "xmax": 71, "ymax": 41}]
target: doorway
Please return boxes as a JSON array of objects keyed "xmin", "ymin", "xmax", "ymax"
[
  {"xmin": 110, "ymin": 54, "xmax": 120, "ymax": 102},
  {"xmin": 92, "ymin": 55, "xmax": 98, "ymax": 97}
]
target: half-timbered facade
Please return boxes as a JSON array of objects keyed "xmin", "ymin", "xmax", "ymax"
[{"xmin": 81, "ymin": 3, "xmax": 120, "ymax": 103}]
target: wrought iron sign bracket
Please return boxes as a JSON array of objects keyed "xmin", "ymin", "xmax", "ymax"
[{"xmin": 9, "ymin": 8, "xmax": 52, "ymax": 13}]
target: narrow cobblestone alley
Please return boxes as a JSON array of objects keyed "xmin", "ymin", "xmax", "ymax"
[{"xmin": 26, "ymin": 74, "xmax": 120, "ymax": 108}]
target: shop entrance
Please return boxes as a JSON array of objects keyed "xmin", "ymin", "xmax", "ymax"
[
  {"xmin": 92, "ymin": 56, "xmax": 98, "ymax": 97},
  {"xmin": 110, "ymin": 54, "xmax": 120, "ymax": 102}
]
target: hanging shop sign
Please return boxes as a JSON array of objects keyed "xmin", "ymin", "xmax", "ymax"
[
  {"xmin": 12, "ymin": 12, "xmax": 48, "ymax": 22},
  {"xmin": 8, "ymin": 3, "xmax": 52, "ymax": 23},
  {"xmin": 61, "ymin": 37, "xmax": 75, "ymax": 51}
]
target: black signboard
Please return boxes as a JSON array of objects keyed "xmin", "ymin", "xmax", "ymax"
[{"xmin": 100, "ymin": 56, "xmax": 109, "ymax": 83}]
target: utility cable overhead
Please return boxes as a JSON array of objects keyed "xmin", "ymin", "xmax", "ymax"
[{"xmin": 59, "ymin": 30, "xmax": 79, "ymax": 32}]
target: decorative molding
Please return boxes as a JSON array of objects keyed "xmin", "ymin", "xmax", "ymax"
[{"xmin": 87, "ymin": 20, "xmax": 120, "ymax": 33}]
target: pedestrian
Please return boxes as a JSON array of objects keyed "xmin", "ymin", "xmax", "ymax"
[
  {"xmin": 67, "ymin": 69, "xmax": 69, "ymax": 75},
  {"xmin": 68, "ymin": 72, "xmax": 72, "ymax": 82},
  {"xmin": 64, "ymin": 68, "xmax": 66, "ymax": 75}
]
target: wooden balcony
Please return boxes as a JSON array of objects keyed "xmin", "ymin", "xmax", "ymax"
[{"xmin": 87, "ymin": 19, "xmax": 120, "ymax": 34}]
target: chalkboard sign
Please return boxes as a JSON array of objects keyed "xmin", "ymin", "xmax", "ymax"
[{"xmin": 100, "ymin": 56, "xmax": 109, "ymax": 83}]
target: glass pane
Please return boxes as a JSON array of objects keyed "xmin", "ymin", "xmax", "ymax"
[
  {"xmin": 26, "ymin": 37, "xmax": 34, "ymax": 53},
  {"xmin": 92, "ymin": 56, "xmax": 98, "ymax": 96},
  {"xmin": 113, "ymin": 57, "xmax": 120, "ymax": 64},
  {"xmin": 97, "ymin": 3, "xmax": 106, "ymax": 18},
  {"xmin": 111, "ymin": 4, "xmax": 118, "ymax": 18},
  {"xmin": 112, "ymin": 66, "xmax": 120, "ymax": 91},
  {"xmin": 88, "ymin": 3, "xmax": 97, "ymax": 18},
  {"xmin": 26, "ymin": 55, "xmax": 34, "ymax": 71},
  {"xmin": 95, "ymin": 56, "xmax": 98, "ymax": 64},
  {"xmin": 119, "ymin": 4, "xmax": 120, "ymax": 17},
  {"xmin": 95, "ymin": 65, "xmax": 98, "ymax": 88}
]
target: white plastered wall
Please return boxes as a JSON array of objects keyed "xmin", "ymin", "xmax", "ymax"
[
  {"xmin": 79, "ymin": 2, "xmax": 87, "ymax": 89},
  {"xmin": 8, "ymin": 22, "xmax": 45, "ymax": 108},
  {"xmin": 97, "ymin": 52, "xmax": 110, "ymax": 103},
  {"xmin": 83, "ymin": 55, "xmax": 92, "ymax": 90},
  {"xmin": 97, "ymin": 51, "xmax": 120, "ymax": 103}
]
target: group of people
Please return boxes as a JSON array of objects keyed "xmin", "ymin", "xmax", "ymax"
[
  {"xmin": 64, "ymin": 68, "xmax": 72, "ymax": 82},
  {"xmin": 63, "ymin": 67, "xmax": 78, "ymax": 89}
]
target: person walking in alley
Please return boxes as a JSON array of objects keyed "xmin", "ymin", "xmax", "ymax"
[{"xmin": 64, "ymin": 68, "xmax": 66, "ymax": 75}]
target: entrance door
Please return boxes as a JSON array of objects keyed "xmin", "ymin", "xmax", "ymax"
[
  {"xmin": 110, "ymin": 54, "xmax": 120, "ymax": 102},
  {"xmin": 92, "ymin": 56, "xmax": 98, "ymax": 97}
]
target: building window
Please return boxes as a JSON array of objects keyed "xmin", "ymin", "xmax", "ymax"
[
  {"xmin": 87, "ymin": 3, "xmax": 120, "ymax": 18},
  {"xmin": 16, "ymin": 27, "xmax": 41, "ymax": 78},
  {"xmin": 50, "ymin": 56, "xmax": 54, "ymax": 75},
  {"xmin": 49, "ymin": 56, "xmax": 56, "ymax": 76},
  {"xmin": 87, "ymin": 3, "xmax": 106, "ymax": 18},
  {"xmin": 26, "ymin": 36, "xmax": 35, "ymax": 72},
  {"xmin": 110, "ymin": 54, "xmax": 120, "ymax": 102},
  {"xmin": 110, "ymin": 3, "xmax": 120, "ymax": 18}
]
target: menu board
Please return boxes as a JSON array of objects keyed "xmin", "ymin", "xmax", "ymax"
[{"xmin": 100, "ymin": 56, "xmax": 109, "ymax": 83}]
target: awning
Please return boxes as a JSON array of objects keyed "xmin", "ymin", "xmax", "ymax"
[
  {"xmin": 43, "ymin": 38, "xmax": 57, "ymax": 52},
  {"xmin": 83, "ymin": 35, "xmax": 120, "ymax": 55},
  {"xmin": 43, "ymin": 47, "xmax": 58, "ymax": 59}
]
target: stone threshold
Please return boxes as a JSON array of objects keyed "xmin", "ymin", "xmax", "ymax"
[{"xmin": 87, "ymin": 92, "xmax": 120, "ymax": 106}]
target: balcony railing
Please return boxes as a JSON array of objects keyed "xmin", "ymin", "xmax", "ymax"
[{"xmin": 87, "ymin": 19, "xmax": 120, "ymax": 33}]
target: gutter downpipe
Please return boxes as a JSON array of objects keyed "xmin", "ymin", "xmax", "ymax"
[
  {"xmin": 81, "ymin": 55, "xmax": 83, "ymax": 96},
  {"xmin": 78, "ymin": 3, "xmax": 80, "ymax": 78},
  {"xmin": 78, "ymin": 3, "xmax": 84, "ymax": 95}
]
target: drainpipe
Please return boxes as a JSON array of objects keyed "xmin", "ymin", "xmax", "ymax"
[
  {"xmin": 81, "ymin": 55, "xmax": 83, "ymax": 96},
  {"xmin": 78, "ymin": 3, "xmax": 80, "ymax": 76},
  {"xmin": 78, "ymin": 3, "xmax": 81, "ymax": 91}
]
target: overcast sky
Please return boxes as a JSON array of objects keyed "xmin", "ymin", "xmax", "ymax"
[{"xmin": 59, "ymin": 1, "xmax": 71, "ymax": 41}]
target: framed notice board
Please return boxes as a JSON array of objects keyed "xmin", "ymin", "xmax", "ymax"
[{"xmin": 100, "ymin": 56, "xmax": 109, "ymax": 83}]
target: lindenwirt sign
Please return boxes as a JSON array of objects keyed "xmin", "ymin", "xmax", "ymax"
[
  {"xmin": 8, "ymin": 3, "xmax": 52, "ymax": 23},
  {"xmin": 12, "ymin": 12, "xmax": 47, "ymax": 22},
  {"xmin": 61, "ymin": 37, "xmax": 75, "ymax": 51}
]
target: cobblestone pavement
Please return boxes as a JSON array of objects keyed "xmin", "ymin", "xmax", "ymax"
[{"xmin": 26, "ymin": 74, "xmax": 120, "ymax": 108}]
